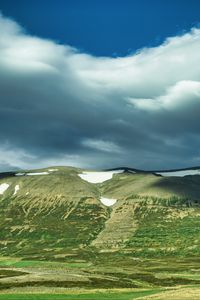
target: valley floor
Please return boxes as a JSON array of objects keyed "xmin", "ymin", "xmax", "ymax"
[
  {"xmin": 0, "ymin": 289, "xmax": 163, "ymax": 300},
  {"xmin": 0, "ymin": 287, "xmax": 200, "ymax": 300},
  {"xmin": 0, "ymin": 256, "xmax": 200, "ymax": 299}
]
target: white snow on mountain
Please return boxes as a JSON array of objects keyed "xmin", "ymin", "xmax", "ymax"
[
  {"xmin": 100, "ymin": 197, "xmax": 117, "ymax": 206},
  {"xmin": 0, "ymin": 183, "xmax": 9, "ymax": 194},
  {"xmin": 16, "ymin": 171, "xmax": 50, "ymax": 176},
  {"xmin": 26, "ymin": 172, "xmax": 49, "ymax": 176},
  {"xmin": 13, "ymin": 184, "xmax": 20, "ymax": 195},
  {"xmin": 78, "ymin": 170, "xmax": 124, "ymax": 183},
  {"xmin": 15, "ymin": 173, "xmax": 25, "ymax": 176},
  {"xmin": 156, "ymin": 169, "xmax": 200, "ymax": 177}
]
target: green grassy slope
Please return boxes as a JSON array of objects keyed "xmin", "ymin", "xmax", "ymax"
[
  {"xmin": 0, "ymin": 166, "xmax": 200, "ymax": 294},
  {"xmin": 0, "ymin": 167, "xmax": 200, "ymax": 259},
  {"xmin": 0, "ymin": 167, "xmax": 109, "ymax": 258},
  {"xmin": 92, "ymin": 172, "xmax": 200, "ymax": 254}
]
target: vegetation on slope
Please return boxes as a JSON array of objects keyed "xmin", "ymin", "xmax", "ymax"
[{"xmin": 0, "ymin": 166, "xmax": 200, "ymax": 295}]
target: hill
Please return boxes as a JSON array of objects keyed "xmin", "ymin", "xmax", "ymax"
[{"xmin": 0, "ymin": 166, "xmax": 200, "ymax": 296}]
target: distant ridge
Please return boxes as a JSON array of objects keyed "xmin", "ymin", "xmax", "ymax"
[
  {"xmin": 105, "ymin": 165, "xmax": 200, "ymax": 173},
  {"xmin": 1, "ymin": 165, "xmax": 200, "ymax": 178}
]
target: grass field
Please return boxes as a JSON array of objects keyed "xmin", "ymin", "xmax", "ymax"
[
  {"xmin": 1, "ymin": 287, "xmax": 200, "ymax": 300},
  {"xmin": 0, "ymin": 289, "xmax": 163, "ymax": 300}
]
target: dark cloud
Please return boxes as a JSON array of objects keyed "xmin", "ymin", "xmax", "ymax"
[{"xmin": 0, "ymin": 14, "xmax": 200, "ymax": 171}]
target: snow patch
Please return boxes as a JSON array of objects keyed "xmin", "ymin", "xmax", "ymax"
[
  {"xmin": 78, "ymin": 170, "xmax": 124, "ymax": 183},
  {"xmin": 156, "ymin": 169, "xmax": 200, "ymax": 177},
  {"xmin": 16, "ymin": 172, "xmax": 49, "ymax": 176},
  {"xmin": 13, "ymin": 185, "xmax": 19, "ymax": 195},
  {"xmin": 0, "ymin": 183, "xmax": 9, "ymax": 195},
  {"xmin": 48, "ymin": 169, "xmax": 58, "ymax": 172},
  {"xmin": 100, "ymin": 197, "xmax": 117, "ymax": 206},
  {"xmin": 26, "ymin": 172, "xmax": 49, "ymax": 176},
  {"xmin": 15, "ymin": 173, "xmax": 25, "ymax": 176}
]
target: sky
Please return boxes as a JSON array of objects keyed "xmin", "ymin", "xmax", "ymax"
[
  {"xmin": 0, "ymin": 0, "xmax": 200, "ymax": 56},
  {"xmin": 0, "ymin": 0, "xmax": 200, "ymax": 171}
]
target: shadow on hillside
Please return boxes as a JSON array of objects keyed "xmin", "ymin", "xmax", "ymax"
[{"xmin": 150, "ymin": 175, "xmax": 200, "ymax": 201}]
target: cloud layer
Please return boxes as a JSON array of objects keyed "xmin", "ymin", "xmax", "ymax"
[{"xmin": 1, "ymin": 13, "xmax": 200, "ymax": 171}]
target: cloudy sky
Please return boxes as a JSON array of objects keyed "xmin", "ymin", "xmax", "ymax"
[{"xmin": 0, "ymin": 0, "xmax": 200, "ymax": 171}]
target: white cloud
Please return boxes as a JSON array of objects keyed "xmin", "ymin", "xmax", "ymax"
[
  {"xmin": 0, "ymin": 144, "xmax": 36, "ymax": 170},
  {"xmin": 82, "ymin": 139, "xmax": 122, "ymax": 153},
  {"xmin": 0, "ymin": 13, "xmax": 200, "ymax": 170},
  {"xmin": 128, "ymin": 80, "xmax": 200, "ymax": 111},
  {"xmin": 0, "ymin": 143, "xmax": 93, "ymax": 171}
]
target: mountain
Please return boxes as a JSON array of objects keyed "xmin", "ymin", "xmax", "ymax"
[
  {"xmin": 0, "ymin": 165, "xmax": 200, "ymax": 295},
  {"xmin": 0, "ymin": 165, "xmax": 200, "ymax": 258}
]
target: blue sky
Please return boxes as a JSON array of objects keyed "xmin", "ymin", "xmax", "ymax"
[
  {"xmin": 0, "ymin": 1, "xmax": 200, "ymax": 171},
  {"xmin": 0, "ymin": 0, "xmax": 200, "ymax": 56}
]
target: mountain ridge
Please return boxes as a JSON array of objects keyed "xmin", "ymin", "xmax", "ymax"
[
  {"xmin": 2, "ymin": 164, "xmax": 200, "ymax": 178},
  {"xmin": 0, "ymin": 165, "xmax": 200, "ymax": 258},
  {"xmin": 105, "ymin": 165, "xmax": 200, "ymax": 173}
]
